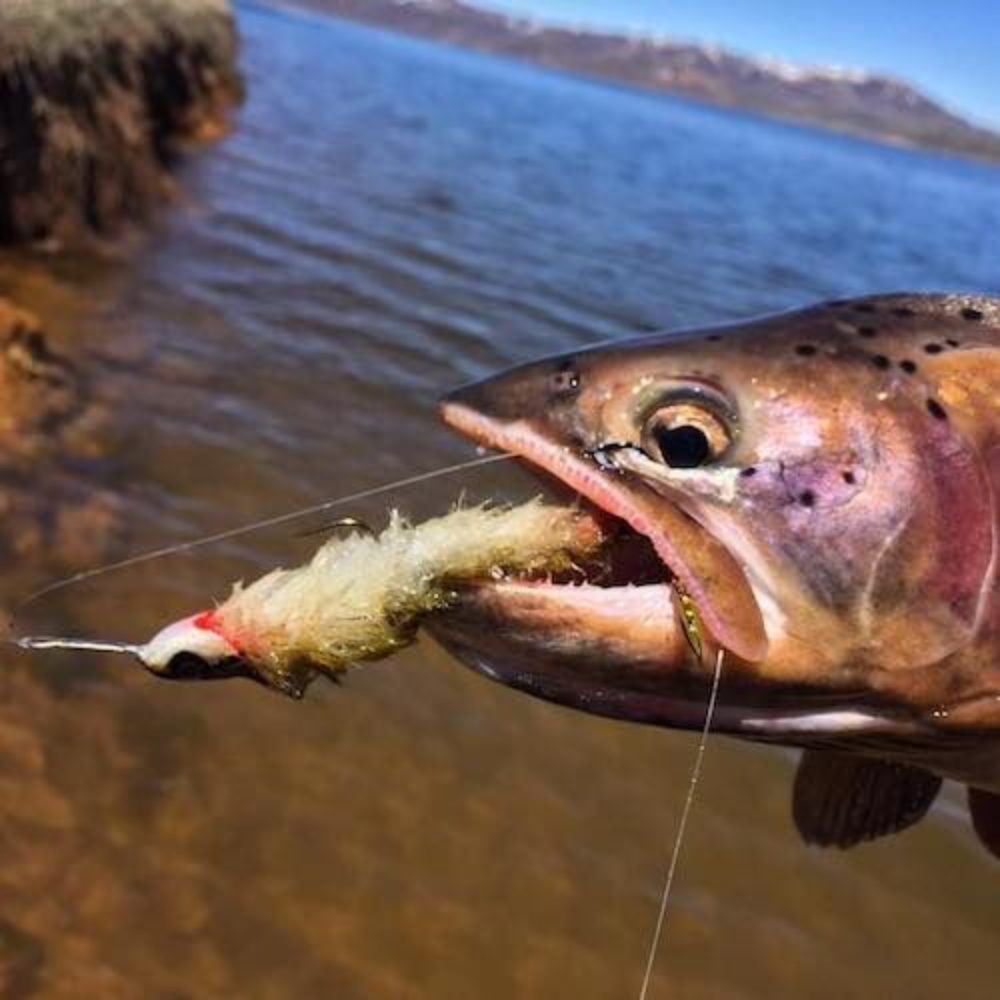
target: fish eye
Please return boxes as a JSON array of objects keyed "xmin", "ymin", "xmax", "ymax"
[{"xmin": 642, "ymin": 402, "xmax": 732, "ymax": 468}]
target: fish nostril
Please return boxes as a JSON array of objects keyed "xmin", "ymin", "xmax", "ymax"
[{"xmin": 549, "ymin": 370, "xmax": 580, "ymax": 394}]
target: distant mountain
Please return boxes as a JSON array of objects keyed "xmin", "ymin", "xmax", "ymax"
[{"xmin": 289, "ymin": 0, "xmax": 1000, "ymax": 162}]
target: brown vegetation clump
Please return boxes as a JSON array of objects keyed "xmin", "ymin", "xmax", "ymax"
[{"xmin": 0, "ymin": 0, "xmax": 242, "ymax": 245}]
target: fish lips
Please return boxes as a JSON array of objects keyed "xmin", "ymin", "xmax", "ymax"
[
  {"xmin": 428, "ymin": 577, "xmax": 721, "ymax": 730},
  {"xmin": 438, "ymin": 400, "xmax": 767, "ymax": 659}
]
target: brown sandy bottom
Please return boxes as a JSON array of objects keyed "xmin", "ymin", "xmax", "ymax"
[
  {"xmin": 0, "ymin": 295, "xmax": 122, "ymax": 996},
  {"xmin": 0, "ymin": 638, "xmax": 996, "ymax": 999}
]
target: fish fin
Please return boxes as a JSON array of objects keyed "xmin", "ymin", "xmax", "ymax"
[
  {"xmin": 967, "ymin": 787, "xmax": 1000, "ymax": 860},
  {"xmin": 792, "ymin": 749, "xmax": 941, "ymax": 848}
]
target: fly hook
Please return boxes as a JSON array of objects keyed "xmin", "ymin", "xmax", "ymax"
[{"xmin": 296, "ymin": 515, "xmax": 375, "ymax": 540}]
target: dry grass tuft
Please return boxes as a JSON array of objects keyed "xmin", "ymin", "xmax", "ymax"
[{"xmin": 0, "ymin": 0, "xmax": 242, "ymax": 244}]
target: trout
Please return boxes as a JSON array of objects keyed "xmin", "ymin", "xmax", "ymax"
[{"xmin": 430, "ymin": 292, "xmax": 1000, "ymax": 858}]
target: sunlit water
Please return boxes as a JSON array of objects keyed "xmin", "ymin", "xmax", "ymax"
[{"xmin": 1, "ymin": 1, "xmax": 999, "ymax": 996}]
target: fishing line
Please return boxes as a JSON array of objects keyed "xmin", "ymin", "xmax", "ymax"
[
  {"xmin": 637, "ymin": 647, "xmax": 725, "ymax": 1000},
  {"xmin": 12, "ymin": 452, "xmax": 514, "ymax": 617}
]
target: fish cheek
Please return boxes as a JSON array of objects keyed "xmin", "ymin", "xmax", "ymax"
[
  {"xmin": 736, "ymin": 457, "xmax": 898, "ymax": 613},
  {"xmin": 776, "ymin": 456, "xmax": 868, "ymax": 511},
  {"xmin": 850, "ymin": 416, "xmax": 994, "ymax": 671}
]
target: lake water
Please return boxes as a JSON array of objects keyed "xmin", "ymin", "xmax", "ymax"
[{"xmin": 2, "ymin": 1, "xmax": 999, "ymax": 996}]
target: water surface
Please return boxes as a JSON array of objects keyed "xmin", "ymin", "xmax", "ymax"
[{"xmin": 2, "ymin": 2, "xmax": 999, "ymax": 996}]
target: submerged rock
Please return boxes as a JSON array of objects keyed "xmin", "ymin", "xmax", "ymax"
[
  {"xmin": 0, "ymin": 297, "xmax": 79, "ymax": 436},
  {"xmin": 0, "ymin": 296, "xmax": 120, "ymax": 612},
  {"xmin": 0, "ymin": 0, "xmax": 242, "ymax": 245}
]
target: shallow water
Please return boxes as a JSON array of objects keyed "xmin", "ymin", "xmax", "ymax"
[{"xmin": 2, "ymin": 1, "xmax": 1000, "ymax": 996}]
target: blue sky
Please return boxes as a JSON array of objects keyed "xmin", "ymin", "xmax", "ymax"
[{"xmin": 484, "ymin": 0, "xmax": 1000, "ymax": 127}]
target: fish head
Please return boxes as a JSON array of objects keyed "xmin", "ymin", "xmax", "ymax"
[{"xmin": 433, "ymin": 294, "xmax": 1000, "ymax": 747}]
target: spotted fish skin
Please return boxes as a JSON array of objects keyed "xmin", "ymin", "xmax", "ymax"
[
  {"xmin": 782, "ymin": 296, "xmax": 1000, "ymax": 737},
  {"xmin": 435, "ymin": 293, "xmax": 1000, "ymax": 802},
  {"xmin": 670, "ymin": 293, "xmax": 1000, "ymax": 740}
]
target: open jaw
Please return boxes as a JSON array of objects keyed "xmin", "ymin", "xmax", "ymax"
[{"xmin": 429, "ymin": 401, "xmax": 927, "ymax": 741}]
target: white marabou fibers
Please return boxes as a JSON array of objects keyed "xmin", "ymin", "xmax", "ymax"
[{"xmin": 213, "ymin": 500, "xmax": 601, "ymax": 691}]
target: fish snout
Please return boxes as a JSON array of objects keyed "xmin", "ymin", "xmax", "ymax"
[{"xmin": 441, "ymin": 353, "xmax": 588, "ymax": 431}]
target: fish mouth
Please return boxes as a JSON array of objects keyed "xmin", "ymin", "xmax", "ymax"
[
  {"xmin": 439, "ymin": 402, "xmax": 767, "ymax": 660},
  {"xmin": 431, "ymin": 400, "xmax": 922, "ymax": 740}
]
